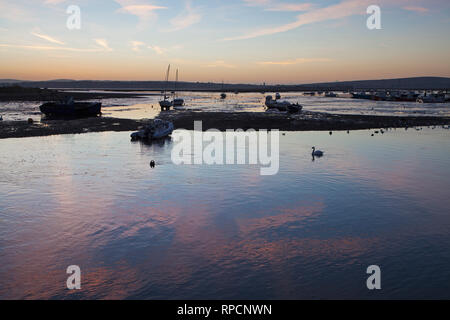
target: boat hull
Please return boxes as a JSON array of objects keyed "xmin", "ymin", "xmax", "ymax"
[
  {"xmin": 131, "ymin": 120, "xmax": 174, "ymax": 140},
  {"xmin": 172, "ymin": 98, "xmax": 184, "ymax": 107},
  {"xmin": 39, "ymin": 102, "xmax": 101, "ymax": 117}
]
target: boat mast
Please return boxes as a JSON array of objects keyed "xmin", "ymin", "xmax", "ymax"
[
  {"xmin": 163, "ymin": 64, "xmax": 170, "ymax": 101},
  {"xmin": 174, "ymin": 69, "xmax": 178, "ymax": 99}
]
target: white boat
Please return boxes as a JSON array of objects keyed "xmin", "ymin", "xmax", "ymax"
[
  {"xmin": 130, "ymin": 119, "xmax": 174, "ymax": 140},
  {"xmin": 159, "ymin": 65, "xmax": 173, "ymax": 110},
  {"xmin": 265, "ymin": 95, "xmax": 302, "ymax": 113}
]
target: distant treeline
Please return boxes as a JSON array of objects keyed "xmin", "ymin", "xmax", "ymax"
[{"xmin": 1, "ymin": 77, "xmax": 449, "ymax": 92}]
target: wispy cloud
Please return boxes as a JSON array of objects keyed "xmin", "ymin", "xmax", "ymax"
[
  {"xmin": 115, "ymin": 0, "xmax": 167, "ymax": 23},
  {"xmin": 94, "ymin": 38, "xmax": 113, "ymax": 51},
  {"xmin": 168, "ymin": 2, "xmax": 202, "ymax": 31},
  {"xmin": 403, "ymin": 6, "xmax": 429, "ymax": 13},
  {"xmin": 131, "ymin": 40, "xmax": 145, "ymax": 51},
  {"xmin": 206, "ymin": 60, "xmax": 236, "ymax": 68},
  {"xmin": 0, "ymin": 2, "xmax": 34, "ymax": 21},
  {"xmin": 0, "ymin": 44, "xmax": 105, "ymax": 52},
  {"xmin": 129, "ymin": 41, "xmax": 182, "ymax": 54},
  {"xmin": 265, "ymin": 3, "xmax": 314, "ymax": 12},
  {"xmin": 44, "ymin": 0, "xmax": 67, "ymax": 4},
  {"xmin": 257, "ymin": 58, "xmax": 333, "ymax": 65},
  {"xmin": 225, "ymin": 0, "xmax": 374, "ymax": 40},
  {"xmin": 243, "ymin": 0, "xmax": 270, "ymax": 7},
  {"xmin": 31, "ymin": 31, "xmax": 65, "ymax": 45},
  {"xmin": 244, "ymin": 0, "xmax": 313, "ymax": 12},
  {"xmin": 148, "ymin": 45, "xmax": 166, "ymax": 55}
]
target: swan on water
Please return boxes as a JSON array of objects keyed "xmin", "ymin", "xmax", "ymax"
[{"xmin": 312, "ymin": 147, "xmax": 324, "ymax": 157}]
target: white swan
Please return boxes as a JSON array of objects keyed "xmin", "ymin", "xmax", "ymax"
[{"xmin": 312, "ymin": 147, "xmax": 324, "ymax": 157}]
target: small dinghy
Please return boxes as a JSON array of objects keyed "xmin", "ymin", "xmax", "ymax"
[
  {"xmin": 172, "ymin": 98, "xmax": 185, "ymax": 109},
  {"xmin": 40, "ymin": 96, "xmax": 101, "ymax": 118},
  {"xmin": 131, "ymin": 119, "xmax": 174, "ymax": 140}
]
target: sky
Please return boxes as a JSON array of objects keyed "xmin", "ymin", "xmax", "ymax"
[{"xmin": 0, "ymin": 0, "xmax": 449, "ymax": 84}]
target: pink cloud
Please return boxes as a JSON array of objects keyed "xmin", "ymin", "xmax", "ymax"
[{"xmin": 403, "ymin": 6, "xmax": 429, "ymax": 13}]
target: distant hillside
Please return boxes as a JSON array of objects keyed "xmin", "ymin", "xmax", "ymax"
[
  {"xmin": 0, "ymin": 79, "xmax": 26, "ymax": 84},
  {"xmin": 1, "ymin": 77, "xmax": 449, "ymax": 91},
  {"xmin": 307, "ymin": 77, "xmax": 450, "ymax": 90}
]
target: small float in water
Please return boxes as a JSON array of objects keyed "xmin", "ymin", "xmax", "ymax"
[
  {"xmin": 265, "ymin": 95, "xmax": 302, "ymax": 113},
  {"xmin": 39, "ymin": 96, "xmax": 101, "ymax": 118},
  {"xmin": 131, "ymin": 119, "xmax": 174, "ymax": 140}
]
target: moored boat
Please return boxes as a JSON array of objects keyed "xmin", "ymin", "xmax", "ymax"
[
  {"xmin": 352, "ymin": 92, "xmax": 371, "ymax": 100},
  {"xmin": 171, "ymin": 69, "xmax": 185, "ymax": 108},
  {"xmin": 39, "ymin": 96, "xmax": 101, "ymax": 117},
  {"xmin": 159, "ymin": 65, "xmax": 172, "ymax": 110},
  {"xmin": 130, "ymin": 119, "xmax": 174, "ymax": 140},
  {"xmin": 265, "ymin": 95, "xmax": 302, "ymax": 113},
  {"xmin": 173, "ymin": 98, "xmax": 184, "ymax": 107},
  {"xmin": 416, "ymin": 93, "xmax": 446, "ymax": 103}
]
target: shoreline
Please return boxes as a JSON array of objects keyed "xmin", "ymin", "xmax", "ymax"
[
  {"xmin": 0, "ymin": 88, "xmax": 150, "ymax": 102},
  {"xmin": 1, "ymin": 111, "xmax": 449, "ymax": 139}
]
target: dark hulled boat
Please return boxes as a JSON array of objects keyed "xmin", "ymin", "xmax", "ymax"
[{"xmin": 40, "ymin": 97, "xmax": 101, "ymax": 117}]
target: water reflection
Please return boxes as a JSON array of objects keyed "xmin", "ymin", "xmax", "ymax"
[{"xmin": 0, "ymin": 128, "xmax": 450, "ymax": 299}]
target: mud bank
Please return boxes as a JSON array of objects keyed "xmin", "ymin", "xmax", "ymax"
[
  {"xmin": 1, "ymin": 111, "xmax": 449, "ymax": 139},
  {"xmin": 0, "ymin": 117, "xmax": 147, "ymax": 139},
  {"xmin": 158, "ymin": 111, "xmax": 450, "ymax": 131}
]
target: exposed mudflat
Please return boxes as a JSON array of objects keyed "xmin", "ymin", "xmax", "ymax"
[
  {"xmin": 1, "ymin": 110, "xmax": 449, "ymax": 139},
  {"xmin": 158, "ymin": 110, "xmax": 450, "ymax": 131},
  {"xmin": 0, "ymin": 117, "xmax": 147, "ymax": 139}
]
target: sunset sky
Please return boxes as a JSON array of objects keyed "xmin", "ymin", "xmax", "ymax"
[{"xmin": 0, "ymin": 0, "xmax": 449, "ymax": 83}]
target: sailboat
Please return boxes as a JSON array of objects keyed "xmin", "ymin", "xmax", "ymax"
[
  {"xmin": 172, "ymin": 69, "xmax": 185, "ymax": 109},
  {"xmin": 159, "ymin": 64, "xmax": 173, "ymax": 110}
]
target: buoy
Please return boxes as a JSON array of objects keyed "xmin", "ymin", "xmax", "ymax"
[{"xmin": 150, "ymin": 160, "xmax": 155, "ymax": 168}]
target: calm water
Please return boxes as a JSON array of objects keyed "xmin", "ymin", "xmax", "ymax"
[
  {"xmin": 1, "ymin": 91, "xmax": 449, "ymax": 121},
  {"xmin": 1, "ymin": 128, "xmax": 450, "ymax": 299}
]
